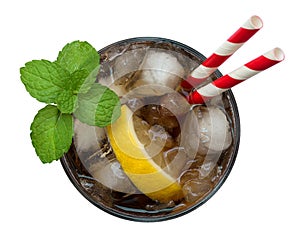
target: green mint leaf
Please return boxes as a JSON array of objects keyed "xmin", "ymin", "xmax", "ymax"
[
  {"xmin": 70, "ymin": 68, "xmax": 98, "ymax": 94},
  {"xmin": 56, "ymin": 40, "xmax": 99, "ymax": 74},
  {"xmin": 74, "ymin": 83, "xmax": 121, "ymax": 127},
  {"xmin": 20, "ymin": 60, "xmax": 70, "ymax": 103},
  {"xmin": 56, "ymin": 90, "xmax": 78, "ymax": 114},
  {"xmin": 30, "ymin": 105, "xmax": 73, "ymax": 163}
]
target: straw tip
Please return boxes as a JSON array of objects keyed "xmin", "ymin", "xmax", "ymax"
[
  {"xmin": 263, "ymin": 47, "xmax": 285, "ymax": 62},
  {"xmin": 249, "ymin": 15, "xmax": 263, "ymax": 29},
  {"xmin": 273, "ymin": 47, "xmax": 285, "ymax": 61}
]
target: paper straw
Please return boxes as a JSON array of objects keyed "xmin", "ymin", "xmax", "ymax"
[
  {"xmin": 181, "ymin": 15, "xmax": 263, "ymax": 89},
  {"xmin": 187, "ymin": 47, "xmax": 285, "ymax": 104}
]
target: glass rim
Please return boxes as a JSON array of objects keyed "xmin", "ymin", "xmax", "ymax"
[{"xmin": 60, "ymin": 37, "xmax": 241, "ymax": 222}]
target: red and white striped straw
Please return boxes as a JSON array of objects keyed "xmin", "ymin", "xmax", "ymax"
[
  {"xmin": 187, "ymin": 48, "xmax": 285, "ymax": 104},
  {"xmin": 181, "ymin": 15, "xmax": 263, "ymax": 89}
]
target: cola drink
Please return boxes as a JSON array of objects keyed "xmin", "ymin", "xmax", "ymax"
[{"xmin": 61, "ymin": 38, "xmax": 240, "ymax": 222}]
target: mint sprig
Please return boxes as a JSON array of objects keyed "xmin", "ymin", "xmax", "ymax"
[{"xmin": 20, "ymin": 41, "xmax": 121, "ymax": 163}]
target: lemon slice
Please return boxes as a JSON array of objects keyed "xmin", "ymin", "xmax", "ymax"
[{"xmin": 107, "ymin": 105, "xmax": 183, "ymax": 202}]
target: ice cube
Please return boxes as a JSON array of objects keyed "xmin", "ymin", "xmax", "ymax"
[
  {"xmin": 74, "ymin": 119, "xmax": 106, "ymax": 153},
  {"xmin": 98, "ymin": 61, "xmax": 114, "ymax": 86},
  {"xmin": 180, "ymin": 167, "xmax": 213, "ymax": 202},
  {"xmin": 182, "ymin": 180, "xmax": 212, "ymax": 203},
  {"xmin": 179, "ymin": 169, "xmax": 201, "ymax": 184},
  {"xmin": 133, "ymin": 115, "xmax": 151, "ymax": 146},
  {"xmin": 140, "ymin": 50, "xmax": 184, "ymax": 87},
  {"xmin": 199, "ymin": 154, "xmax": 221, "ymax": 178},
  {"xmin": 163, "ymin": 147, "xmax": 191, "ymax": 178},
  {"xmin": 89, "ymin": 160, "xmax": 139, "ymax": 194},
  {"xmin": 126, "ymin": 97, "xmax": 144, "ymax": 112},
  {"xmin": 179, "ymin": 110, "xmax": 201, "ymax": 159},
  {"xmin": 97, "ymin": 61, "xmax": 127, "ymax": 97},
  {"xmin": 125, "ymin": 50, "xmax": 185, "ymax": 91},
  {"xmin": 180, "ymin": 106, "xmax": 232, "ymax": 157},
  {"xmin": 97, "ymin": 48, "xmax": 146, "ymax": 97},
  {"xmin": 113, "ymin": 48, "xmax": 146, "ymax": 80},
  {"xmin": 147, "ymin": 124, "xmax": 171, "ymax": 154},
  {"xmin": 197, "ymin": 106, "xmax": 232, "ymax": 154},
  {"xmin": 148, "ymin": 124, "xmax": 175, "ymax": 149},
  {"xmin": 159, "ymin": 92, "xmax": 191, "ymax": 117}
]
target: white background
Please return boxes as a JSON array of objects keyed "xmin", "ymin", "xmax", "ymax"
[{"xmin": 1, "ymin": 0, "xmax": 299, "ymax": 241}]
